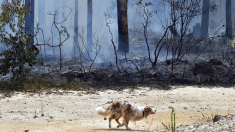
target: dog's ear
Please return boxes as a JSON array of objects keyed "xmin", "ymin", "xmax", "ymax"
[
  {"xmin": 144, "ymin": 107, "xmax": 152, "ymax": 118},
  {"xmin": 127, "ymin": 104, "xmax": 132, "ymax": 109},
  {"xmin": 144, "ymin": 107, "xmax": 152, "ymax": 112},
  {"xmin": 116, "ymin": 102, "xmax": 120, "ymax": 108},
  {"xmin": 111, "ymin": 103, "xmax": 116, "ymax": 109}
]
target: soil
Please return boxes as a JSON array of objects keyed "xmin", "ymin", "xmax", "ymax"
[
  {"xmin": 0, "ymin": 86, "xmax": 235, "ymax": 132},
  {"xmin": 27, "ymin": 58, "xmax": 235, "ymax": 90}
]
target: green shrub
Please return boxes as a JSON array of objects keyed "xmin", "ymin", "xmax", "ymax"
[{"xmin": 162, "ymin": 107, "xmax": 176, "ymax": 132}]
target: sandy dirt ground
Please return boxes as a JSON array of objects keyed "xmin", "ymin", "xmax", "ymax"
[{"xmin": 0, "ymin": 86, "xmax": 235, "ymax": 132}]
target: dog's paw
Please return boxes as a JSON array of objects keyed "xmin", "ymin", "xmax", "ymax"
[
  {"xmin": 117, "ymin": 123, "xmax": 124, "ymax": 128},
  {"xmin": 126, "ymin": 127, "xmax": 131, "ymax": 130}
]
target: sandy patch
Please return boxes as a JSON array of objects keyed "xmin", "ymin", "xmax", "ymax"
[{"xmin": 0, "ymin": 86, "xmax": 235, "ymax": 132}]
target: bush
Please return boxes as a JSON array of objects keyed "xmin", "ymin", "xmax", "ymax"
[{"xmin": 0, "ymin": 0, "xmax": 41, "ymax": 81}]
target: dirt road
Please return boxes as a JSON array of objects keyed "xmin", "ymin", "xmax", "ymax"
[{"xmin": 0, "ymin": 86, "xmax": 235, "ymax": 132}]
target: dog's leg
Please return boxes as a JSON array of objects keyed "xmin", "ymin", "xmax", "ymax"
[
  {"xmin": 109, "ymin": 118, "xmax": 112, "ymax": 128},
  {"xmin": 117, "ymin": 123, "xmax": 125, "ymax": 128},
  {"xmin": 123, "ymin": 117, "xmax": 131, "ymax": 130},
  {"xmin": 115, "ymin": 118, "xmax": 122, "ymax": 128},
  {"xmin": 117, "ymin": 116, "xmax": 124, "ymax": 128},
  {"xmin": 115, "ymin": 119, "xmax": 120, "ymax": 125}
]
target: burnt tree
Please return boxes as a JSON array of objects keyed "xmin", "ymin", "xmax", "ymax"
[
  {"xmin": 225, "ymin": 0, "xmax": 232, "ymax": 38},
  {"xmin": 232, "ymin": 0, "xmax": 235, "ymax": 36},
  {"xmin": 87, "ymin": 0, "xmax": 93, "ymax": 51},
  {"xmin": 201, "ymin": 0, "xmax": 209, "ymax": 37},
  {"xmin": 25, "ymin": 0, "xmax": 35, "ymax": 40},
  {"xmin": 73, "ymin": 0, "xmax": 79, "ymax": 58},
  {"xmin": 38, "ymin": 0, "xmax": 45, "ymax": 26},
  {"xmin": 117, "ymin": 0, "xmax": 129, "ymax": 53}
]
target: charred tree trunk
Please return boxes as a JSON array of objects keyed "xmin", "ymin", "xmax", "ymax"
[
  {"xmin": 117, "ymin": 0, "xmax": 129, "ymax": 53},
  {"xmin": 200, "ymin": 0, "xmax": 209, "ymax": 37},
  {"xmin": 226, "ymin": 0, "xmax": 232, "ymax": 38},
  {"xmin": 38, "ymin": 0, "xmax": 46, "ymax": 57},
  {"xmin": 232, "ymin": 0, "xmax": 235, "ymax": 36},
  {"xmin": 38, "ymin": 0, "xmax": 45, "ymax": 26},
  {"xmin": 73, "ymin": 0, "xmax": 79, "ymax": 58},
  {"xmin": 25, "ymin": 0, "xmax": 35, "ymax": 42},
  {"xmin": 87, "ymin": 0, "xmax": 93, "ymax": 51}
]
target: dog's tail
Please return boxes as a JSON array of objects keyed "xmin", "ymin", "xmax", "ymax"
[{"xmin": 95, "ymin": 107, "xmax": 110, "ymax": 117}]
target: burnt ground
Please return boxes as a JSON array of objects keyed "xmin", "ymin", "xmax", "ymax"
[
  {"xmin": 1, "ymin": 42, "xmax": 235, "ymax": 131},
  {"xmin": 2, "ymin": 34, "xmax": 235, "ymax": 90},
  {"xmin": 21, "ymin": 52, "xmax": 235, "ymax": 91}
]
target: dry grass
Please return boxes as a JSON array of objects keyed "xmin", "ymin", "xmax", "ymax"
[{"xmin": 0, "ymin": 77, "xmax": 90, "ymax": 93}]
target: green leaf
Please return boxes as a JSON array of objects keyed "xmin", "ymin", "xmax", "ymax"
[{"xmin": 0, "ymin": 0, "xmax": 41, "ymax": 81}]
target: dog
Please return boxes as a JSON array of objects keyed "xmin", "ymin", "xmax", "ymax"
[{"xmin": 95, "ymin": 100, "xmax": 156, "ymax": 130}]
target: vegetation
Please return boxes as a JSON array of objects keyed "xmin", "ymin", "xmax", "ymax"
[
  {"xmin": 231, "ymin": 38, "xmax": 235, "ymax": 49},
  {"xmin": 0, "ymin": 0, "xmax": 41, "ymax": 81},
  {"xmin": 198, "ymin": 110, "xmax": 217, "ymax": 123},
  {"xmin": 0, "ymin": 77, "xmax": 90, "ymax": 93},
  {"xmin": 162, "ymin": 107, "xmax": 176, "ymax": 132},
  {"xmin": 0, "ymin": 78, "xmax": 48, "ymax": 92}
]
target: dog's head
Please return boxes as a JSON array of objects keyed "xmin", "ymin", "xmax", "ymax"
[{"xmin": 144, "ymin": 107, "xmax": 156, "ymax": 117}]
